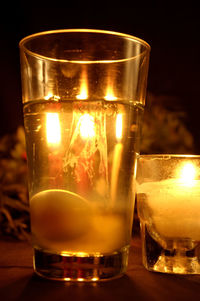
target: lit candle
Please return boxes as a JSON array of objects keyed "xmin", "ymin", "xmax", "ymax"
[
  {"xmin": 138, "ymin": 162, "xmax": 200, "ymax": 240},
  {"xmin": 111, "ymin": 113, "xmax": 123, "ymax": 205}
]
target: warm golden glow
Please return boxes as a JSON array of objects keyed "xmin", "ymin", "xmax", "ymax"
[
  {"xmin": 104, "ymin": 86, "xmax": 117, "ymax": 101},
  {"xmin": 111, "ymin": 113, "xmax": 123, "ymax": 205},
  {"xmin": 91, "ymin": 277, "xmax": 99, "ymax": 281},
  {"xmin": 44, "ymin": 93, "xmax": 60, "ymax": 101},
  {"xmin": 79, "ymin": 113, "xmax": 95, "ymax": 139},
  {"xmin": 77, "ymin": 252, "xmax": 88, "ymax": 257},
  {"xmin": 46, "ymin": 113, "xmax": 61, "ymax": 145},
  {"xmin": 44, "ymin": 93, "xmax": 53, "ymax": 100},
  {"xmin": 76, "ymin": 71, "xmax": 88, "ymax": 100},
  {"xmin": 63, "ymin": 277, "xmax": 71, "ymax": 281},
  {"xmin": 77, "ymin": 278, "xmax": 84, "ymax": 282},
  {"xmin": 116, "ymin": 114, "xmax": 123, "ymax": 140},
  {"xmin": 178, "ymin": 162, "xmax": 196, "ymax": 186}
]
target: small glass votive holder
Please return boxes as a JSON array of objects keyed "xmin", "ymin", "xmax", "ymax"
[{"xmin": 137, "ymin": 154, "xmax": 200, "ymax": 274}]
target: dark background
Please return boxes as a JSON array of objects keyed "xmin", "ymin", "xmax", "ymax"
[{"xmin": 1, "ymin": 0, "xmax": 200, "ymax": 150}]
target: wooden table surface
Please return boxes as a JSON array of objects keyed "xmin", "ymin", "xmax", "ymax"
[{"xmin": 1, "ymin": 235, "xmax": 200, "ymax": 301}]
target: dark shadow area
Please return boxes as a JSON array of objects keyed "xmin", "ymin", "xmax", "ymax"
[{"xmin": 0, "ymin": 1, "xmax": 200, "ymax": 152}]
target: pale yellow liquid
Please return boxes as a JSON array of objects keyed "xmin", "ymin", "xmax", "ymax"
[{"xmin": 24, "ymin": 99, "xmax": 143, "ymax": 255}]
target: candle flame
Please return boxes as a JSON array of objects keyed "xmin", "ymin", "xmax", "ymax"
[
  {"xmin": 104, "ymin": 86, "xmax": 117, "ymax": 101},
  {"xmin": 46, "ymin": 113, "xmax": 61, "ymax": 145},
  {"xmin": 178, "ymin": 162, "xmax": 196, "ymax": 186},
  {"xmin": 79, "ymin": 113, "xmax": 95, "ymax": 139},
  {"xmin": 77, "ymin": 278, "xmax": 84, "ymax": 282},
  {"xmin": 116, "ymin": 114, "xmax": 123, "ymax": 140}
]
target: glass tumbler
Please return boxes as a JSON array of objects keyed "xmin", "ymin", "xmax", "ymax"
[
  {"xmin": 19, "ymin": 29, "xmax": 150, "ymax": 281},
  {"xmin": 137, "ymin": 154, "xmax": 200, "ymax": 274}
]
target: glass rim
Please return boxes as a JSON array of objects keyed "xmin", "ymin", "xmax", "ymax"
[
  {"xmin": 19, "ymin": 28, "xmax": 151, "ymax": 64},
  {"xmin": 139, "ymin": 154, "xmax": 200, "ymax": 159}
]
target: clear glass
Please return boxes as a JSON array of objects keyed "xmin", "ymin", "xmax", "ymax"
[
  {"xmin": 19, "ymin": 29, "xmax": 150, "ymax": 281},
  {"xmin": 137, "ymin": 154, "xmax": 200, "ymax": 274}
]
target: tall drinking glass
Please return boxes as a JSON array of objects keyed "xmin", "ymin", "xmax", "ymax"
[{"xmin": 19, "ymin": 29, "xmax": 150, "ymax": 281}]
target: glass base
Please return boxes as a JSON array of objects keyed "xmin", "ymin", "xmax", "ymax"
[
  {"xmin": 149, "ymin": 253, "xmax": 200, "ymax": 274},
  {"xmin": 33, "ymin": 246, "xmax": 129, "ymax": 281},
  {"xmin": 141, "ymin": 223, "xmax": 200, "ymax": 274}
]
